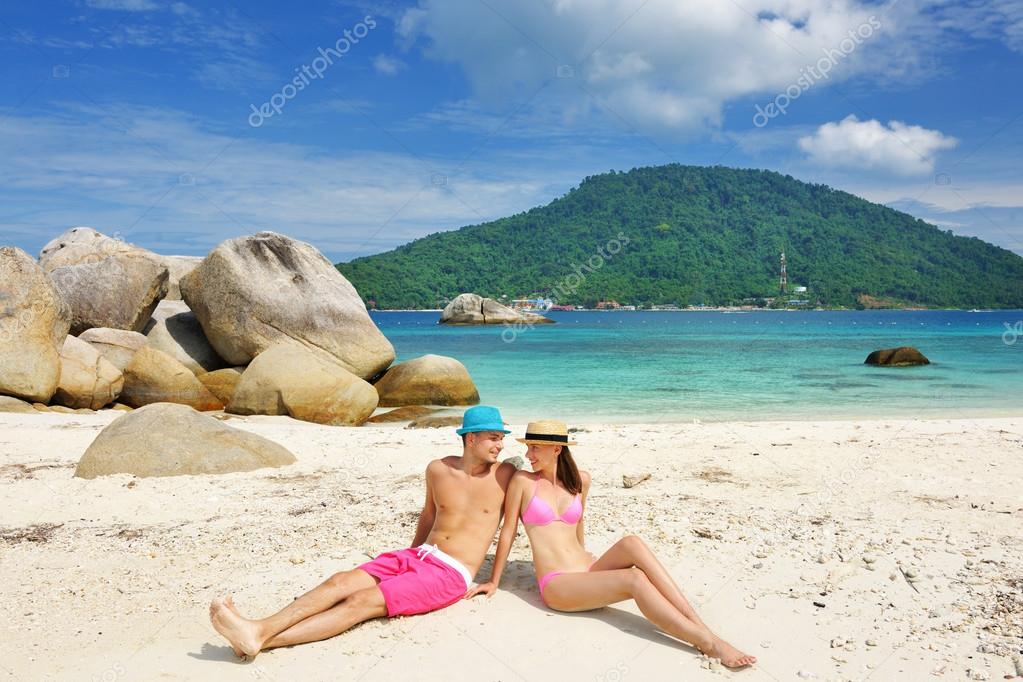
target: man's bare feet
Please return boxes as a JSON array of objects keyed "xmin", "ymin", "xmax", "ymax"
[
  {"xmin": 705, "ymin": 636, "xmax": 756, "ymax": 668},
  {"xmin": 209, "ymin": 596, "xmax": 264, "ymax": 658}
]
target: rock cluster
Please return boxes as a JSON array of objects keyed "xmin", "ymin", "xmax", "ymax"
[{"xmin": 3, "ymin": 228, "xmax": 485, "ymax": 476}]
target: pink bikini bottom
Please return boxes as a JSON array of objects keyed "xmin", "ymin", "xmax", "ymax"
[{"xmin": 537, "ymin": 560, "xmax": 597, "ymax": 604}]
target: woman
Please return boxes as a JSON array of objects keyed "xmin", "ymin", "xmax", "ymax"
[{"xmin": 466, "ymin": 419, "xmax": 756, "ymax": 668}]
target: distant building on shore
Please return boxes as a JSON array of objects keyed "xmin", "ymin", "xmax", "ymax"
[{"xmin": 510, "ymin": 297, "xmax": 553, "ymax": 311}]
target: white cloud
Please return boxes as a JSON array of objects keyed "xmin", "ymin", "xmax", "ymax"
[
  {"xmin": 314, "ymin": 98, "xmax": 375, "ymax": 114},
  {"xmin": 886, "ymin": 198, "xmax": 1023, "ymax": 254},
  {"xmin": 913, "ymin": 0, "xmax": 1023, "ymax": 53},
  {"xmin": 38, "ymin": 5, "xmax": 270, "ymax": 92},
  {"xmin": 397, "ymin": 0, "xmax": 897, "ymax": 136},
  {"xmin": 169, "ymin": 2, "xmax": 198, "ymax": 17},
  {"xmin": 0, "ymin": 104, "xmax": 594, "ymax": 261},
  {"xmin": 373, "ymin": 54, "xmax": 406, "ymax": 75},
  {"xmin": 797, "ymin": 115, "xmax": 957, "ymax": 175},
  {"xmin": 85, "ymin": 0, "xmax": 159, "ymax": 10}
]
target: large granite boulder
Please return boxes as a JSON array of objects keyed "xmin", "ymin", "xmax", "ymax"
[
  {"xmin": 440, "ymin": 293, "xmax": 554, "ymax": 325},
  {"xmin": 41, "ymin": 228, "xmax": 170, "ymax": 335},
  {"xmin": 374, "ymin": 354, "xmax": 480, "ymax": 407},
  {"xmin": 53, "ymin": 335, "xmax": 123, "ymax": 409},
  {"xmin": 38, "ymin": 227, "xmax": 142, "ymax": 271},
  {"xmin": 120, "ymin": 346, "xmax": 223, "ymax": 410},
  {"xmin": 77, "ymin": 328, "xmax": 147, "ymax": 372},
  {"xmin": 366, "ymin": 405, "xmax": 444, "ymax": 424},
  {"xmin": 0, "ymin": 396, "xmax": 37, "ymax": 413},
  {"xmin": 197, "ymin": 367, "xmax": 245, "ymax": 405},
  {"xmin": 74, "ymin": 402, "xmax": 296, "ymax": 478},
  {"xmin": 180, "ymin": 232, "xmax": 394, "ymax": 378},
  {"xmin": 406, "ymin": 414, "xmax": 464, "ymax": 429},
  {"xmin": 144, "ymin": 299, "xmax": 190, "ymax": 332},
  {"xmin": 228, "ymin": 344, "xmax": 378, "ymax": 426},
  {"xmin": 864, "ymin": 346, "xmax": 930, "ymax": 367},
  {"xmin": 48, "ymin": 256, "xmax": 168, "ymax": 335},
  {"xmin": 158, "ymin": 255, "xmax": 202, "ymax": 300},
  {"xmin": 0, "ymin": 247, "xmax": 71, "ymax": 402},
  {"xmin": 145, "ymin": 311, "xmax": 227, "ymax": 375}
]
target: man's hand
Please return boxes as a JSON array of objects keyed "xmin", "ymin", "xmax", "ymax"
[{"xmin": 464, "ymin": 581, "xmax": 497, "ymax": 600}]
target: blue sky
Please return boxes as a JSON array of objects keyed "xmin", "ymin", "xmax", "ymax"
[{"xmin": 2, "ymin": 0, "xmax": 1022, "ymax": 262}]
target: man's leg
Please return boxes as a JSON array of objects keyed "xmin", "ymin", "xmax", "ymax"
[
  {"xmin": 262, "ymin": 586, "xmax": 387, "ymax": 649},
  {"xmin": 210, "ymin": 568, "xmax": 378, "ymax": 656}
]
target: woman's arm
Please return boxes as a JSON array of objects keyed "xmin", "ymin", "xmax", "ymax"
[
  {"xmin": 465, "ymin": 473, "xmax": 527, "ymax": 598},
  {"xmin": 576, "ymin": 470, "xmax": 591, "ymax": 549}
]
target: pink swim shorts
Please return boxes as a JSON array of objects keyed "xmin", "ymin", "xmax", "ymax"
[{"xmin": 359, "ymin": 544, "xmax": 472, "ymax": 617}]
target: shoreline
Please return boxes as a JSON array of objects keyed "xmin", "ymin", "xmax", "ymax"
[
  {"xmin": 369, "ymin": 307, "xmax": 1023, "ymax": 313},
  {"xmin": 2, "ymin": 412, "xmax": 1021, "ymax": 680}
]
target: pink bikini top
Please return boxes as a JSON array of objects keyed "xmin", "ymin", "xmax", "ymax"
[{"xmin": 520, "ymin": 478, "xmax": 583, "ymax": 526}]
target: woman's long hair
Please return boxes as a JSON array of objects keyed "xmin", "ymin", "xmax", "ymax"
[{"xmin": 556, "ymin": 445, "xmax": 582, "ymax": 494}]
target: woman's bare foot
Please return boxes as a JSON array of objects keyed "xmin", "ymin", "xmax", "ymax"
[
  {"xmin": 705, "ymin": 636, "xmax": 756, "ymax": 668},
  {"xmin": 209, "ymin": 596, "xmax": 264, "ymax": 658}
]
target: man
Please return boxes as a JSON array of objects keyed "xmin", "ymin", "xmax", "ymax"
[{"xmin": 209, "ymin": 405, "xmax": 515, "ymax": 657}]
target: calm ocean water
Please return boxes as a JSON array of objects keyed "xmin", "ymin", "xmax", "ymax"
[{"xmin": 370, "ymin": 310, "xmax": 1023, "ymax": 423}]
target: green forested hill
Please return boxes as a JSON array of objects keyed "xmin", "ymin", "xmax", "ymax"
[{"xmin": 337, "ymin": 164, "xmax": 1023, "ymax": 309}]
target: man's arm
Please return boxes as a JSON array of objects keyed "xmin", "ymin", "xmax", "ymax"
[
  {"xmin": 411, "ymin": 461, "xmax": 439, "ymax": 547},
  {"xmin": 466, "ymin": 466, "xmax": 523, "ymax": 598}
]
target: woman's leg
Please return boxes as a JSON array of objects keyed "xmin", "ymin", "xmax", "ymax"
[
  {"xmin": 590, "ymin": 535, "xmax": 708, "ymax": 628},
  {"xmin": 209, "ymin": 568, "xmax": 379, "ymax": 656},
  {"xmin": 541, "ymin": 567, "xmax": 718, "ymax": 655},
  {"xmin": 586, "ymin": 538, "xmax": 757, "ymax": 668}
]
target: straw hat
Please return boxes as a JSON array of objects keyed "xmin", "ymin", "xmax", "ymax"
[{"xmin": 516, "ymin": 420, "xmax": 577, "ymax": 446}]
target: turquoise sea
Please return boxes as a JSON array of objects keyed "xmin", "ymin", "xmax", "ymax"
[{"xmin": 370, "ymin": 310, "xmax": 1023, "ymax": 423}]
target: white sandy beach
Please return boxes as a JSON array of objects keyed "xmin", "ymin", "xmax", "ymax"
[{"xmin": 1, "ymin": 411, "xmax": 1021, "ymax": 681}]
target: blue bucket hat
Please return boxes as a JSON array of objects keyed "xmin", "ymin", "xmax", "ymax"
[{"xmin": 456, "ymin": 405, "xmax": 510, "ymax": 435}]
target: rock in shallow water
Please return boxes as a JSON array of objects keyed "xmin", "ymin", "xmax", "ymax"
[
  {"xmin": 439, "ymin": 293, "xmax": 554, "ymax": 326},
  {"xmin": 864, "ymin": 346, "xmax": 930, "ymax": 367}
]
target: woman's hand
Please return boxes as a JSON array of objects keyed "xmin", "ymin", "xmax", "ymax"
[{"xmin": 464, "ymin": 581, "xmax": 497, "ymax": 599}]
